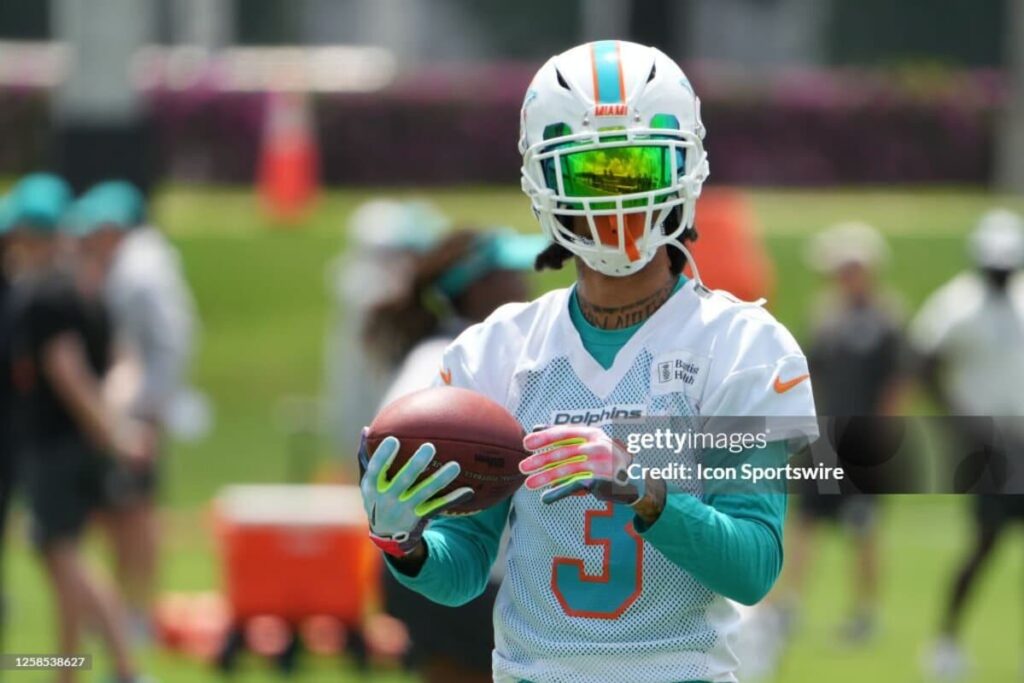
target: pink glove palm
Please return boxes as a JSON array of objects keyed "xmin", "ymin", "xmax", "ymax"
[{"xmin": 519, "ymin": 425, "xmax": 645, "ymax": 505}]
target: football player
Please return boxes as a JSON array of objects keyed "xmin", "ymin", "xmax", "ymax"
[
  {"xmin": 360, "ymin": 41, "xmax": 817, "ymax": 682},
  {"xmin": 325, "ymin": 199, "xmax": 450, "ymax": 463},
  {"xmin": 917, "ymin": 209, "xmax": 1024, "ymax": 679},
  {"xmin": 370, "ymin": 227, "xmax": 539, "ymax": 683}
]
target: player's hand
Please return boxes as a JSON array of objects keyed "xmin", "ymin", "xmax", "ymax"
[
  {"xmin": 520, "ymin": 425, "xmax": 645, "ymax": 505},
  {"xmin": 112, "ymin": 420, "xmax": 151, "ymax": 466},
  {"xmin": 358, "ymin": 431, "xmax": 474, "ymax": 558},
  {"xmin": 127, "ymin": 420, "xmax": 162, "ymax": 465}
]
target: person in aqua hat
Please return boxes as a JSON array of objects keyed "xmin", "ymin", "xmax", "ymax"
[
  {"xmin": 0, "ymin": 191, "xmax": 12, "ymax": 649},
  {"xmin": 7, "ymin": 173, "xmax": 145, "ymax": 683},
  {"xmin": 0, "ymin": 192, "xmax": 12, "ymax": 268},
  {"xmin": 74, "ymin": 179, "xmax": 198, "ymax": 641},
  {"xmin": 325, "ymin": 198, "xmax": 451, "ymax": 466},
  {"xmin": 364, "ymin": 226, "xmax": 541, "ymax": 683},
  {"xmin": 1, "ymin": 174, "xmax": 73, "ymax": 649},
  {"xmin": 3, "ymin": 173, "xmax": 72, "ymax": 279}
]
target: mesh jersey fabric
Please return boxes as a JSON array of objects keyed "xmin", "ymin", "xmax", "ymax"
[{"xmin": 434, "ymin": 281, "xmax": 816, "ymax": 683}]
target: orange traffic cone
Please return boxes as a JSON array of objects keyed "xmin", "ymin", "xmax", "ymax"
[{"xmin": 258, "ymin": 91, "xmax": 319, "ymax": 224}]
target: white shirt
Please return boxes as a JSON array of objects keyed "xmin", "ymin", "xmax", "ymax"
[
  {"xmin": 105, "ymin": 227, "xmax": 198, "ymax": 422},
  {"xmin": 910, "ymin": 271, "xmax": 1024, "ymax": 416}
]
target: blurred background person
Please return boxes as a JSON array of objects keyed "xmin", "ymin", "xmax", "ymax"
[
  {"xmin": 367, "ymin": 226, "xmax": 541, "ymax": 683},
  {"xmin": 323, "ymin": 199, "xmax": 449, "ymax": 470},
  {"xmin": 913, "ymin": 209, "xmax": 1024, "ymax": 680},
  {"xmin": 0, "ymin": 192, "xmax": 13, "ymax": 647},
  {"xmin": 7, "ymin": 173, "xmax": 144, "ymax": 683},
  {"xmin": 73, "ymin": 179, "xmax": 199, "ymax": 640},
  {"xmin": 775, "ymin": 222, "xmax": 908, "ymax": 645}
]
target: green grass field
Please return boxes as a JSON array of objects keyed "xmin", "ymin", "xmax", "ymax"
[{"xmin": 5, "ymin": 185, "xmax": 1024, "ymax": 682}]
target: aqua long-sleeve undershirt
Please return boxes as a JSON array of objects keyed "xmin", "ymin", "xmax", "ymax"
[{"xmin": 388, "ymin": 443, "xmax": 786, "ymax": 608}]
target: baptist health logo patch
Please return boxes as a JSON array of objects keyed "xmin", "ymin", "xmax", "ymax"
[{"xmin": 651, "ymin": 349, "xmax": 709, "ymax": 399}]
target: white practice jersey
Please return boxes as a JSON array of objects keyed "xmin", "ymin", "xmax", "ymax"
[
  {"xmin": 910, "ymin": 272, "xmax": 1024, "ymax": 417},
  {"xmin": 438, "ymin": 281, "xmax": 817, "ymax": 683}
]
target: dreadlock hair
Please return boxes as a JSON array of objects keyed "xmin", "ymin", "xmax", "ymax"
[
  {"xmin": 362, "ymin": 231, "xmax": 478, "ymax": 368},
  {"xmin": 533, "ymin": 207, "xmax": 698, "ymax": 276}
]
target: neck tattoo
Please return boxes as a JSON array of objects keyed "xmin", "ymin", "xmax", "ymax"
[{"xmin": 578, "ymin": 278, "xmax": 676, "ymax": 330}]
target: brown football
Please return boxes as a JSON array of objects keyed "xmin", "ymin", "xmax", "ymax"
[{"xmin": 364, "ymin": 386, "xmax": 528, "ymax": 515}]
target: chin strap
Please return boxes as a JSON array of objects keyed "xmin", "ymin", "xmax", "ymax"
[
  {"xmin": 670, "ymin": 238, "xmax": 768, "ymax": 307},
  {"xmin": 668, "ymin": 238, "xmax": 705, "ymax": 290}
]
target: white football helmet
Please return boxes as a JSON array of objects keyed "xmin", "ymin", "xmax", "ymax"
[{"xmin": 519, "ymin": 40, "xmax": 709, "ymax": 277}]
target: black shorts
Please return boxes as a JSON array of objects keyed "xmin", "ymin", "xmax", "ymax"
[
  {"xmin": 975, "ymin": 495, "xmax": 1024, "ymax": 532},
  {"xmin": 20, "ymin": 439, "xmax": 110, "ymax": 548},
  {"xmin": 383, "ymin": 568, "xmax": 497, "ymax": 673},
  {"xmin": 798, "ymin": 490, "xmax": 844, "ymax": 520},
  {"xmin": 798, "ymin": 491, "xmax": 878, "ymax": 534},
  {"xmin": 0, "ymin": 442, "xmax": 14, "ymax": 542},
  {"xmin": 103, "ymin": 458, "xmax": 160, "ymax": 509}
]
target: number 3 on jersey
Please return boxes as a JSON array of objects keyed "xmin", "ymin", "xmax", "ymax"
[{"xmin": 551, "ymin": 501, "xmax": 644, "ymax": 618}]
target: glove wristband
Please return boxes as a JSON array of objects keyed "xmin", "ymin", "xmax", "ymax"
[
  {"xmin": 625, "ymin": 475, "xmax": 648, "ymax": 507},
  {"xmin": 369, "ymin": 530, "xmax": 421, "ymax": 558}
]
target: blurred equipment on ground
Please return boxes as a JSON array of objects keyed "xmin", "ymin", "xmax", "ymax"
[{"xmin": 206, "ymin": 484, "xmax": 381, "ymax": 673}]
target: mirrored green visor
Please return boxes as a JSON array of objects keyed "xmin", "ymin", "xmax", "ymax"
[
  {"xmin": 561, "ymin": 145, "xmax": 673, "ymax": 197},
  {"xmin": 544, "ymin": 144, "xmax": 681, "ymax": 210}
]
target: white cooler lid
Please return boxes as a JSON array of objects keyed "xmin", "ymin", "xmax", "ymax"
[{"xmin": 216, "ymin": 484, "xmax": 368, "ymax": 527}]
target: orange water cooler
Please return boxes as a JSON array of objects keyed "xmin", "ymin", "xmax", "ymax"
[{"xmin": 214, "ymin": 484, "xmax": 380, "ymax": 626}]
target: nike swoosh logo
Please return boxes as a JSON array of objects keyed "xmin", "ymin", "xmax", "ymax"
[
  {"xmin": 773, "ymin": 373, "xmax": 809, "ymax": 394},
  {"xmin": 439, "ymin": 368, "xmax": 453, "ymax": 385}
]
